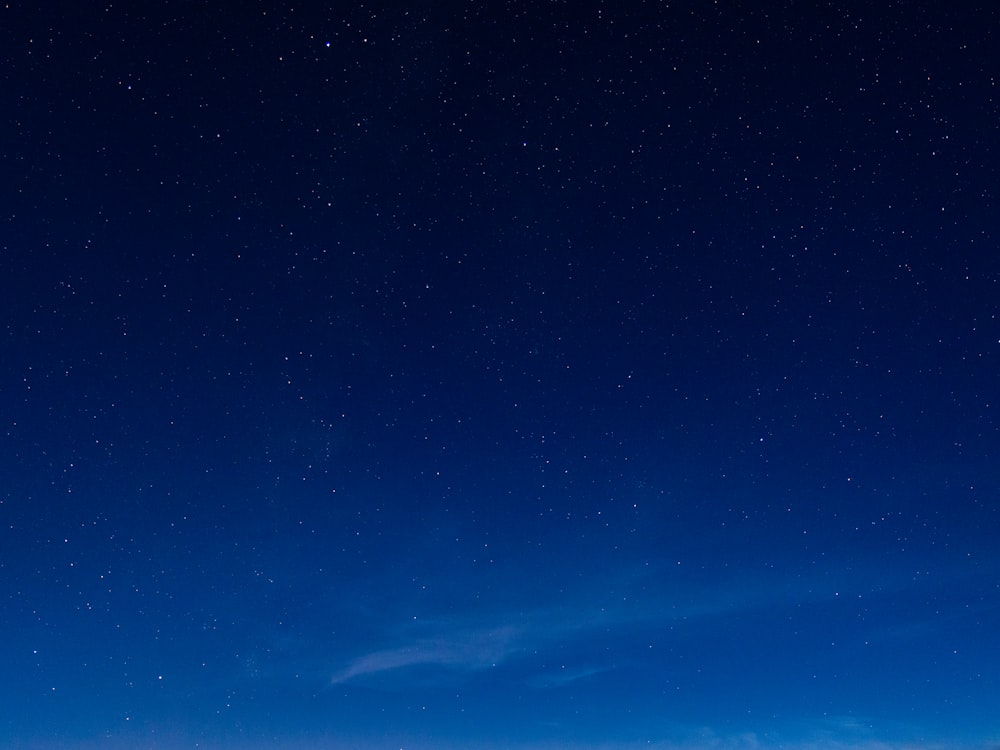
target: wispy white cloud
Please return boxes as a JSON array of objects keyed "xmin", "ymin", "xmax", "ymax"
[
  {"xmin": 323, "ymin": 563, "xmax": 845, "ymax": 687},
  {"xmin": 324, "ymin": 554, "xmax": 993, "ymax": 691},
  {"xmin": 329, "ymin": 624, "xmax": 521, "ymax": 683}
]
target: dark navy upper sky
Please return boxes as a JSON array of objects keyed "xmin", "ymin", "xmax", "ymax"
[{"xmin": 2, "ymin": 2, "xmax": 999, "ymax": 749}]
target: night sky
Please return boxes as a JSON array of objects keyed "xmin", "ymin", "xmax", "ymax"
[{"xmin": 2, "ymin": 2, "xmax": 999, "ymax": 749}]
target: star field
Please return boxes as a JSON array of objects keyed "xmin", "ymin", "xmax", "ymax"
[{"xmin": 2, "ymin": 2, "xmax": 999, "ymax": 749}]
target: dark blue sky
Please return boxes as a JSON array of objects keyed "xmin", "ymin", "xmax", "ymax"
[{"xmin": 2, "ymin": 2, "xmax": 999, "ymax": 749}]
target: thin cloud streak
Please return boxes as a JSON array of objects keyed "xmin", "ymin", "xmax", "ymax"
[
  {"xmin": 329, "ymin": 625, "xmax": 520, "ymax": 683},
  {"xmin": 325, "ymin": 578, "xmax": 756, "ymax": 686},
  {"xmin": 325, "ymin": 558, "xmax": 983, "ymax": 687}
]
